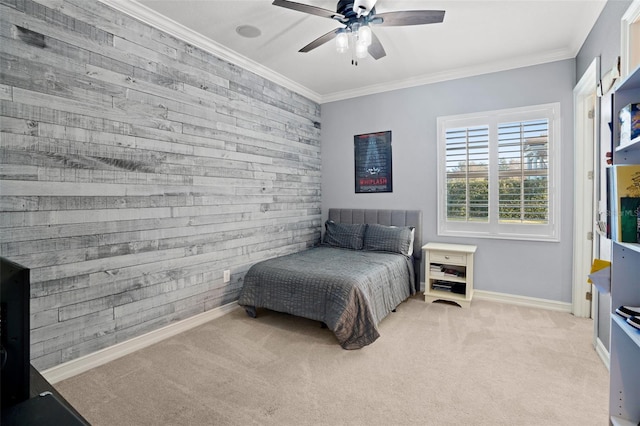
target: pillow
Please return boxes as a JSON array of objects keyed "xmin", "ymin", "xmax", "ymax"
[
  {"xmin": 323, "ymin": 221, "xmax": 366, "ymax": 250},
  {"xmin": 363, "ymin": 223, "xmax": 415, "ymax": 256}
]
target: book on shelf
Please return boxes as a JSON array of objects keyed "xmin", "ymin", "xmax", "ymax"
[
  {"xmin": 432, "ymin": 284, "xmax": 452, "ymax": 292},
  {"xmin": 442, "ymin": 265, "xmax": 465, "ymax": 278},
  {"xmin": 430, "ymin": 264, "xmax": 467, "ymax": 278},
  {"xmin": 619, "ymin": 103, "xmax": 639, "ymax": 149},
  {"xmin": 430, "ymin": 263, "xmax": 445, "ymax": 276},
  {"xmin": 431, "ymin": 280, "xmax": 466, "ymax": 294},
  {"xmin": 610, "ymin": 165, "xmax": 640, "ymax": 243},
  {"xmin": 620, "ymin": 197, "xmax": 640, "ymax": 243}
]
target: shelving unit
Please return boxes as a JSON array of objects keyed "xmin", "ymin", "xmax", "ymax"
[
  {"xmin": 422, "ymin": 242, "xmax": 476, "ymax": 308},
  {"xmin": 608, "ymin": 65, "xmax": 640, "ymax": 425}
]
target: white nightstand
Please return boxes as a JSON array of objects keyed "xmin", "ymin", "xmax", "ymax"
[{"xmin": 423, "ymin": 242, "xmax": 477, "ymax": 308}]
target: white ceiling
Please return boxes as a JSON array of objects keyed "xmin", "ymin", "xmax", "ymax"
[{"xmin": 108, "ymin": 0, "xmax": 606, "ymax": 103}]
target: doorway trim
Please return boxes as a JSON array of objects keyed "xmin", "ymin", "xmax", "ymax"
[
  {"xmin": 572, "ymin": 58, "xmax": 598, "ymax": 318},
  {"xmin": 620, "ymin": 0, "xmax": 640, "ymax": 78}
]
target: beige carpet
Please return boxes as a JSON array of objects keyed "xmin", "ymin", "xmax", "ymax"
[{"xmin": 56, "ymin": 296, "xmax": 609, "ymax": 426}]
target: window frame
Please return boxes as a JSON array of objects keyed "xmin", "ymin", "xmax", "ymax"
[{"xmin": 436, "ymin": 103, "xmax": 561, "ymax": 242}]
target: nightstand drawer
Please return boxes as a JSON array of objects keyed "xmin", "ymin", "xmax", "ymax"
[{"xmin": 430, "ymin": 251, "xmax": 467, "ymax": 265}]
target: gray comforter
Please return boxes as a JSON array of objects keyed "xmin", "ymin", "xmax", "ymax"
[{"xmin": 238, "ymin": 246, "xmax": 415, "ymax": 349}]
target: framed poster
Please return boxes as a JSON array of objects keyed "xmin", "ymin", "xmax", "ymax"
[{"xmin": 354, "ymin": 131, "xmax": 392, "ymax": 193}]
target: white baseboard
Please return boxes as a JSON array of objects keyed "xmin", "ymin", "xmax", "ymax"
[
  {"xmin": 594, "ymin": 337, "xmax": 610, "ymax": 370},
  {"xmin": 42, "ymin": 302, "xmax": 240, "ymax": 384},
  {"xmin": 473, "ymin": 289, "xmax": 572, "ymax": 313}
]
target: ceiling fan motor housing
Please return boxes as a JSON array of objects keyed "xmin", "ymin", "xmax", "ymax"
[
  {"xmin": 352, "ymin": 0, "xmax": 377, "ymax": 16},
  {"xmin": 337, "ymin": 0, "xmax": 375, "ymax": 21}
]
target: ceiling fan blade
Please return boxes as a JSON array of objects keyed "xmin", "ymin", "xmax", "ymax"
[
  {"xmin": 299, "ymin": 29, "xmax": 339, "ymax": 53},
  {"xmin": 368, "ymin": 31, "xmax": 386, "ymax": 60},
  {"xmin": 272, "ymin": 0, "xmax": 345, "ymax": 20},
  {"xmin": 375, "ymin": 10, "xmax": 445, "ymax": 26}
]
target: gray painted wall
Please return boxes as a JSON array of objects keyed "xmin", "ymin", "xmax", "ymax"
[
  {"xmin": 321, "ymin": 59, "xmax": 577, "ymax": 302},
  {"xmin": 0, "ymin": 0, "xmax": 321, "ymax": 370}
]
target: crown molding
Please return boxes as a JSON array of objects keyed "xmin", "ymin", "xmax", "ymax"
[
  {"xmin": 320, "ymin": 47, "xmax": 576, "ymax": 103},
  {"xmin": 98, "ymin": 0, "xmax": 322, "ymax": 103}
]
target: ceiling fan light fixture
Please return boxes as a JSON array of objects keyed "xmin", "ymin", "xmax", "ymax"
[
  {"xmin": 357, "ymin": 24, "xmax": 372, "ymax": 47},
  {"xmin": 355, "ymin": 39, "xmax": 368, "ymax": 59},
  {"xmin": 336, "ymin": 30, "xmax": 349, "ymax": 53}
]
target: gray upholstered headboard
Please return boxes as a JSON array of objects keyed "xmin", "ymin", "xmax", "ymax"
[{"xmin": 327, "ymin": 208, "xmax": 423, "ymax": 290}]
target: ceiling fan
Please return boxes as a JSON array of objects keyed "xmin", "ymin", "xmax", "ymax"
[{"xmin": 272, "ymin": 0, "xmax": 445, "ymax": 65}]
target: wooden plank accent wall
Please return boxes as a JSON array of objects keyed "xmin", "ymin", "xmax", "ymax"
[{"xmin": 0, "ymin": 0, "xmax": 322, "ymax": 370}]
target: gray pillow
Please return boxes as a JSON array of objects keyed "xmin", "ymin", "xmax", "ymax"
[
  {"xmin": 363, "ymin": 223, "xmax": 415, "ymax": 256},
  {"xmin": 323, "ymin": 221, "xmax": 366, "ymax": 250}
]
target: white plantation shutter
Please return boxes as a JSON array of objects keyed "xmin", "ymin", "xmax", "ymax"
[
  {"xmin": 497, "ymin": 119, "xmax": 549, "ymax": 223},
  {"xmin": 437, "ymin": 103, "xmax": 560, "ymax": 241},
  {"xmin": 445, "ymin": 126, "xmax": 489, "ymax": 222}
]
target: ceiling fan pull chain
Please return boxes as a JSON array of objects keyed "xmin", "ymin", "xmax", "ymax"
[{"xmin": 350, "ymin": 32, "xmax": 358, "ymax": 66}]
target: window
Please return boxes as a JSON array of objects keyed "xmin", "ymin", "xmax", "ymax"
[{"xmin": 437, "ymin": 103, "xmax": 560, "ymax": 241}]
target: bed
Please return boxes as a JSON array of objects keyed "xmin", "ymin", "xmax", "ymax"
[{"xmin": 238, "ymin": 208, "xmax": 422, "ymax": 349}]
